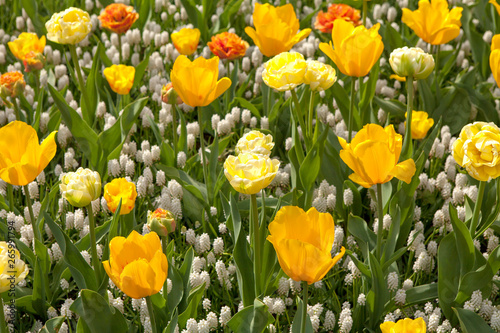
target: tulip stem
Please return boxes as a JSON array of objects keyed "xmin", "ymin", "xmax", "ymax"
[
  {"xmin": 161, "ymin": 235, "xmax": 170, "ymax": 300},
  {"xmin": 300, "ymin": 282, "xmax": 309, "ymax": 333},
  {"xmin": 470, "ymin": 181, "xmax": 486, "ymax": 237},
  {"xmin": 7, "ymin": 184, "xmax": 14, "ymax": 213},
  {"xmin": 251, "ymin": 194, "xmax": 261, "ymax": 297},
  {"xmin": 376, "ymin": 183, "xmax": 384, "ymax": 260},
  {"xmin": 86, "ymin": 203, "xmax": 101, "ymax": 285},
  {"xmin": 23, "ymin": 185, "xmax": 41, "ymax": 243},
  {"xmin": 118, "ymin": 34, "xmax": 123, "ymax": 64},
  {"xmin": 307, "ymin": 91, "xmax": 315, "ymax": 141},
  {"xmin": 291, "ymin": 89, "xmax": 310, "ymax": 149},
  {"xmin": 434, "ymin": 45, "xmax": 440, "ymax": 99},
  {"xmin": 362, "ymin": 0, "xmax": 368, "ymax": 27},
  {"xmin": 0, "ymin": 297, "xmax": 7, "ymax": 333},
  {"xmin": 12, "ymin": 98, "xmax": 21, "ymax": 122},
  {"xmin": 348, "ymin": 79, "xmax": 356, "ymax": 142},
  {"xmin": 197, "ymin": 107, "xmax": 209, "ymax": 194},
  {"xmin": 171, "ymin": 105, "xmax": 178, "ymax": 167},
  {"xmin": 68, "ymin": 45, "xmax": 90, "ymax": 124},
  {"xmin": 146, "ymin": 296, "xmax": 158, "ymax": 333},
  {"xmin": 401, "ymin": 75, "xmax": 414, "ymax": 160}
]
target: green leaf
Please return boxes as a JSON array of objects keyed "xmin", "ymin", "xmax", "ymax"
[
  {"xmin": 299, "ymin": 126, "xmax": 328, "ymax": 191},
  {"xmin": 167, "ymin": 264, "xmax": 184, "ymax": 312},
  {"xmin": 454, "ymin": 307, "xmax": 496, "ymax": 333},
  {"xmin": 448, "ymin": 204, "xmax": 475, "ymax": 275},
  {"xmin": 367, "ymin": 252, "xmax": 389, "ymax": 328},
  {"xmin": 406, "ymin": 284, "xmax": 439, "ymax": 306},
  {"xmin": 220, "ymin": 0, "xmax": 245, "ymax": 28},
  {"xmin": 133, "ymin": 53, "xmax": 151, "ymax": 89},
  {"xmin": 178, "ymin": 283, "xmax": 205, "ymax": 328},
  {"xmin": 227, "ymin": 298, "xmax": 275, "ymax": 333},
  {"xmin": 40, "ymin": 317, "xmax": 66, "ymax": 333},
  {"xmin": 178, "ymin": 247, "xmax": 194, "ymax": 312},
  {"xmin": 84, "ymin": 42, "xmax": 103, "ymax": 125},
  {"xmin": 20, "ymin": 0, "xmax": 46, "ymax": 36},
  {"xmin": 291, "ymin": 297, "xmax": 314, "ymax": 333},
  {"xmin": 234, "ymin": 97, "xmax": 261, "ymax": 118},
  {"xmin": 348, "ymin": 214, "xmax": 376, "ymax": 259},
  {"xmin": 332, "ymin": 81, "xmax": 360, "ymax": 129},
  {"xmin": 438, "ymin": 233, "xmax": 461, "ymax": 320},
  {"xmin": 164, "ymin": 309, "xmax": 178, "ymax": 333}
]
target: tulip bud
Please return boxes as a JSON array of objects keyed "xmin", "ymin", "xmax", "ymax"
[
  {"xmin": 60, "ymin": 168, "xmax": 101, "ymax": 207},
  {"xmin": 23, "ymin": 51, "xmax": 46, "ymax": 72},
  {"xmin": 161, "ymin": 83, "xmax": 182, "ymax": 105},
  {"xmin": 147, "ymin": 208, "xmax": 176, "ymax": 236},
  {"xmin": 389, "ymin": 47, "xmax": 435, "ymax": 80},
  {"xmin": 0, "ymin": 71, "xmax": 25, "ymax": 99}
]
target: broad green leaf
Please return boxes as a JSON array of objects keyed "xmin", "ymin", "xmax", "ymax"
[
  {"xmin": 449, "ymin": 204, "xmax": 475, "ymax": 275},
  {"xmin": 438, "ymin": 233, "xmax": 461, "ymax": 320},
  {"xmin": 227, "ymin": 299, "xmax": 275, "ymax": 333},
  {"xmin": 40, "ymin": 316, "xmax": 66, "ymax": 333},
  {"xmin": 178, "ymin": 283, "xmax": 205, "ymax": 328},
  {"xmin": 454, "ymin": 307, "xmax": 496, "ymax": 333}
]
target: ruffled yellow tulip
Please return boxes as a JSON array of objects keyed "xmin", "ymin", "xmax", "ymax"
[
  {"xmin": 235, "ymin": 130, "xmax": 275, "ymax": 156},
  {"xmin": 0, "ymin": 242, "xmax": 29, "ymax": 293},
  {"xmin": 8, "ymin": 33, "xmax": 46, "ymax": 61},
  {"xmin": 60, "ymin": 168, "xmax": 101, "ymax": 208},
  {"xmin": 262, "ymin": 52, "xmax": 307, "ymax": 91},
  {"xmin": 45, "ymin": 7, "xmax": 92, "ymax": 45},
  {"xmin": 170, "ymin": 55, "xmax": 231, "ymax": 107},
  {"xmin": 490, "ymin": 34, "xmax": 500, "ymax": 88},
  {"xmin": 319, "ymin": 19, "xmax": 383, "ymax": 77},
  {"xmin": 303, "ymin": 60, "xmax": 337, "ymax": 91},
  {"xmin": 245, "ymin": 3, "xmax": 311, "ymax": 57},
  {"xmin": 402, "ymin": 0, "xmax": 462, "ymax": 45},
  {"xmin": 339, "ymin": 124, "xmax": 416, "ymax": 188},
  {"xmin": 405, "ymin": 111, "xmax": 434, "ymax": 139},
  {"xmin": 452, "ymin": 122, "xmax": 500, "ymax": 182},
  {"xmin": 104, "ymin": 178, "xmax": 137, "ymax": 215},
  {"xmin": 103, "ymin": 231, "xmax": 168, "ymax": 299},
  {"xmin": 171, "ymin": 28, "xmax": 200, "ymax": 56},
  {"xmin": 267, "ymin": 206, "xmax": 345, "ymax": 284},
  {"xmin": 0, "ymin": 121, "xmax": 57, "ymax": 186},
  {"xmin": 381, "ymin": 317, "xmax": 426, "ymax": 333},
  {"xmin": 103, "ymin": 64, "xmax": 135, "ymax": 95}
]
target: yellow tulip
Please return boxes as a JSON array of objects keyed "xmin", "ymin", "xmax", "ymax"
[
  {"xmin": 0, "ymin": 242, "xmax": 29, "ymax": 293},
  {"xmin": 8, "ymin": 33, "xmax": 46, "ymax": 61},
  {"xmin": 452, "ymin": 122, "xmax": 500, "ymax": 182},
  {"xmin": 104, "ymin": 178, "xmax": 137, "ymax": 215},
  {"xmin": 402, "ymin": 0, "xmax": 462, "ymax": 45},
  {"xmin": 60, "ymin": 168, "xmax": 102, "ymax": 208},
  {"xmin": 405, "ymin": 111, "xmax": 434, "ymax": 139},
  {"xmin": 380, "ymin": 318, "xmax": 427, "ymax": 333},
  {"xmin": 0, "ymin": 121, "xmax": 57, "ymax": 186},
  {"xmin": 319, "ymin": 19, "xmax": 384, "ymax": 77},
  {"xmin": 245, "ymin": 3, "xmax": 311, "ymax": 57},
  {"xmin": 103, "ymin": 65, "xmax": 135, "ymax": 95},
  {"xmin": 171, "ymin": 28, "xmax": 200, "ymax": 56},
  {"xmin": 490, "ymin": 34, "xmax": 500, "ymax": 88},
  {"xmin": 235, "ymin": 130, "xmax": 275, "ymax": 156},
  {"xmin": 103, "ymin": 230, "xmax": 168, "ymax": 299},
  {"xmin": 492, "ymin": 0, "xmax": 500, "ymax": 15},
  {"xmin": 339, "ymin": 124, "xmax": 416, "ymax": 188},
  {"xmin": 170, "ymin": 55, "xmax": 231, "ymax": 107},
  {"xmin": 267, "ymin": 206, "xmax": 345, "ymax": 285},
  {"xmin": 262, "ymin": 52, "xmax": 307, "ymax": 91},
  {"xmin": 223, "ymin": 152, "xmax": 280, "ymax": 195},
  {"xmin": 45, "ymin": 7, "xmax": 92, "ymax": 45},
  {"xmin": 303, "ymin": 60, "xmax": 337, "ymax": 91}
]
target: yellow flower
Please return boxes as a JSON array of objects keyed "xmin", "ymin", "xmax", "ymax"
[
  {"xmin": 380, "ymin": 317, "xmax": 427, "ymax": 333},
  {"xmin": 0, "ymin": 242, "xmax": 29, "ymax": 293},
  {"xmin": 319, "ymin": 19, "xmax": 384, "ymax": 77},
  {"xmin": 171, "ymin": 28, "xmax": 200, "ymax": 56},
  {"xmin": 171, "ymin": 55, "xmax": 231, "ymax": 107},
  {"xmin": 103, "ymin": 231, "xmax": 168, "ymax": 299},
  {"xmin": 303, "ymin": 60, "xmax": 337, "ymax": 91},
  {"xmin": 60, "ymin": 168, "xmax": 102, "ymax": 207},
  {"xmin": 104, "ymin": 178, "xmax": 137, "ymax": 215},
  {"xmin": 147, "ymin": 208, "xmax": 176, "ymax": 237},
  {"xmin": 452, "ymin": 122, "xmax": 500, "ymax": 181},
  {"xmin": 262, "ymin": 52, "xmax": 307, "ymax": 91},
  {"xmin": 103, "ymin": 65, "xmax": 135, "ymax": 95},
  {"xmin": 235, "ymin": 130, "xmax": 275, "ymax": 156},
  {"xmin": 492, "ymin": 0, "xmax": 500, "ymax": 15},
  {"xmin": 339, "ymin": 124, "xmax": 416, "ymax": 188},
  {"xmin": 245, "ymin": 3, "xmax": 311, "ymax": 57},
  {"xmin": 267, "ymin": 206, "xmax": 345, "ymax": 284},
  {"xmin": 224, "ymin": 153, "xmax": 280, "ymax": 195},
  {"xmin": 0, "ymin": 121, "xmax": 57, "ymax": 186},
  {"xmin": 490, "ymin": 34, "xmax": 500, "ymax": 88},
  {"xmin": 389, "ymin": 47, "xmax": 435, "ymax": 80},
  {"xmin": 8, "ymin": 33, "xmax": 46, "ymax": 61},
  {"xmin": 402, "ymin": 0, "xmax": 462, "ymax": 45},
  {"xmin": 390, "ymin": 74, "xmax": 407, "ymax": 82},
  {"xmin": 45, "ymin": 7, "xmax": 92, "ymax": 45},
  {"xmin": 405, "ymin": 111, "xmax": 434, "ymax": 139}
]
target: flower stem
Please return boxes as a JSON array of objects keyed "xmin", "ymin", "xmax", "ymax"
[
  {"xmin": 146, "ymin": 295, "xmax": 158, "ymax": 333},
  {"xmin": 68, "ymin": 45, "xmax": 90, "ymax": 123},
  {"xmin": 0, "ymin": 297, "xmax": 7, "ymax": 333},
  {"xmin": 118, "ymin": 34, "xmax": 123, "ymax": 64},
  {"xmin": 434, "ymin": 45, "xmax": 440, "ymax": 98},
  {"xmin": 7, "ymin": 184, "xmax": 14, "ymax": 213},
  {"xmin": 171, "ymin": 105, "xmax": 178, "ymax": 167},
  {"xmin": 12, "ymin": 98, "xmax": 21, "ymax": 122},
  {"xmin": 197, "ymin": 106, "xmax": 209, "ymax": 189},
  {"xmin": 362, "ymin": 0, "xmax": 368, "ymax": 27},
  {"xmin": 307, "ymin": 91, "xmax": 315, "ymax": 141},
  {"xmin": 470, "ymin": 181, "xmax": 486, "ymax": 237},
  {"xmin": 161, "ymin": 235, "xmax": 170, "ymax": 299},
  {"xmin": 23, "ymin": 185, "xmax": 41, "ymax": 243},
  {"xmin": 300, "ymin": 282, "xmax": 309, "ymax": 333},
  {"xmin": 86, "ymin": 203, "xmax": 101, "ymax": 284},
  {"xmin": 376, "ymin": 183, "xmax": 384, "ymax": 260},
  {"xmin": 348, "ymin": 78, "xmax": 356, "ymax": 142},
  {"xmin": 291, "ymin": 89, "xmax": 310, "ymax": 149},
  {"xmin": 251, "ymin": 194, "xmax": 261, "ymax": 297},
  {"xmin": 401, "ymin": 75, "xmax": 414, "ymax": 160}
]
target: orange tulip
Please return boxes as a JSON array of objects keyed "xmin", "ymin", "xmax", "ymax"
[
  {"xmin": 208, "ymin": 32, "xmax": 249, "ymax": 60},
  {"xmin": 315, "ymin": 4, "xmax": 361, "ymax": 33},
  {"xmin": 98, "ymin": 3, "xmax": 139, "ymax": 34}
]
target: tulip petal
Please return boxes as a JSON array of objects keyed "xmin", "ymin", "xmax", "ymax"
[
  {"xmin": 491, "ymin": 0, "xmax": 500, "ymax": 15},
  {"xmin": 37, "ymin": 131, "xmax": 58, "ymax": 175},
  {"xmin": 206, "ymin": 77, "xmax": 232, "ymax": 107},
  {"xmin": 380, "ymin": 321, "xmax": 396, "ymax": 333},
  {"xmin": 389, "ymin": 159, "xmax": 416, "ymax": 184},
  {"xmin": 120, "ymin": 259, "xmax": 157, "ymax": 299}
]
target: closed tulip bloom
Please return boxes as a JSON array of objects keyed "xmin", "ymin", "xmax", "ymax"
[
  {"xmin": 389, "ymin": 47, "xmax": 435, "ymax": 80},
  {"xmin": 224, "ymin": 153, "xmax": 280, "ymax": 195},
  {"xmin": 380, "ymin": 318, "xmax": 426, "ymax": 333},
  {"xmin": 171, "ymin": 28, "xmax": 200, "ymax": 56},
  {"xmin": 235, "ymin": 130, "xmax": 275, "ymax": 156},
  {"xmin": 315, "ymin": 4, "xmax": 361, "ymax": 33},
  {"xmin": 245, "ymin": 3, "xmax": 311, "ymax": 57},
  {"xmin": 452, "ymin": 122, "xmax": 500, "ymax": 181},
  {"xmin": 45, "ymin": 7, "xmax": 92, "ymax": 45},
  {"xmin": 104, "ymin": 178, "xmax": 137, "ymax": 215},
  {"xmin": 262, "ymin": 52, "xmax": 307, "ymax": 91},
  {"xmin": 319, "ymin": 19, "xmax": 384, "ymax": 77},
  {"xmin": 23, "ymin": 51, "xmax": 46, "ymax": 72},
  {"xmin": 8, "ymin": 33, "xmax": 46, "ymax": 61},
  {"xmin": 490, "ymin": 34, "xmax": 500, "ymax": 88},
  {"xmin": 103, "ymin": 231, "xmax": 168, "ymax": 299},
  {"xmin": 405, "ymin": 111, "xmax": 434, "ymax": 139},
  {"xmin": 98, "ymin": 3, "xmax": 139, "ymax": 34},
  {"xmin": 171, "ymin": 55, "xmax": 231, "ymax": 107},
  {"xmin": 339, "ymin": 124, "xmax": 416, "ymax": 188},
  {"xmin": 208, "ymin": 32, "xmax": 249, "ymax": 60},
  {"xmin": 402, "ymin": 0, "xmax": 462, "ymax": 45},
  {"xmin": 303, "ymin": 60, "xmax": 337, "ymax": 91},
  {"xmin": 147, "ymin": 208, "xmax": 176, "ymax": 237},
  {"xmin": 0, "ymin": 242, "xmax": 29, "ymax": 293},
  {"xmin": 60, "ymin": 168, "xmax": 101, "ymax": 207},
  {"xmin": 0, "ymin": 71, "xmax": 26, "ymax": 99},
  {"xmin": 103, "ymin": 64, "xmax": 135, "ymax": 95},
  {"xmin": 267, "ymin": 206, "xmax": 345, "ymax": 284},
  {"xmin": 161, "ymin": 83, "xmax": 183, "ymax": 105},
  {"xmin": 0, "ymin": 121, "xmax": 57, "ymax": 186}
]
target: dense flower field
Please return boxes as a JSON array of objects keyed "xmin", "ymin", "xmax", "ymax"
[{"xmin": 2, "ymin": 0, "xmax": 500, "ymax": 332}]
